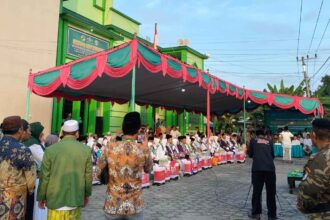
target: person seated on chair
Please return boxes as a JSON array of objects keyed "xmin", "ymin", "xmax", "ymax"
[
  {"xmin": 302, "ymin": 133, "xmax": 312, "ymax": 156},
  {"xmin": 209, "ymin": 136, "xmax": 220, "ymax": 155},
  {"xmin": 292, "ymin": 135, "xmax": 301, "ymax": 146},
  {"xmin": 158, "ymin": 132, "xmax": 167, "ymax": 147},
  {"xmin": 229, "ymin": 133, "xmax": 239, "ymax": 153},
  {"xmin": 192, "ymin": 136, "xmax": 202, "ymax": 152},
  {"xmin": 217, "ymin": 132, "xmax": 226, "ymax": 149},
  {"xmin": 221, "ymin": 133, "xmax": 231, "ymax": 152},
  {"xmin": 185, "ymin": 136, "xmax": 195, "ymax": 154},
  {"xmin": 148, "ymin": 136, "xmax": 158, "ymax": 164},
  {"xmin": 154, "ymin": 136, "xmax": 167, "ymax": 162},
  {"xmin": 177, "ymin": 136, "xmax": 189, "ymax": 159},
  {"xmin": 165, "ymin": 134, "xmax": 179, "ymax": 161},
  {"xmin": 199, "ymin": 135, "xmax": 208, "ymax": 152}
]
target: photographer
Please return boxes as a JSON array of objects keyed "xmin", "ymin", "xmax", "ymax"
[{"xmin": 248, "ymin": 129, "xmax": 277, "ymax": 220}]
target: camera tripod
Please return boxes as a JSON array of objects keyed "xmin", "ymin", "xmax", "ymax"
[{"xmin": 243, "ymin": 184, "xmax": 283, "ymax": 210}]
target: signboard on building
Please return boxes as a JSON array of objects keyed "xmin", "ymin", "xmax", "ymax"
[{"xmin": 67, "ymin": 27, "xmax": 109, "ymax": 58}]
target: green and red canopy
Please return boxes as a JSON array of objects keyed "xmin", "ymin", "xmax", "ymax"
[{"xmin": 28, "ymin": 39, "xmax": 324, "ymax": 116}]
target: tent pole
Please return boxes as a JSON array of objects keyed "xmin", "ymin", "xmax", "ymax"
[
  {"xmin": 207, "ymin": 89, "xmax": 211, "ymax": 140},
  {"xmin": 243, "ymin": 87, "xmax": 247, "ymax": 146},
  {"xmin": 25, "ymin": 90, "xmax": 31, "ymax": 121},
  {"xmin": 25, "ymin": 69, "xmax": 32, "ymax": 121},
  {"xmin": 130, "ymin": 64, "xmax": 136, "ymax": 112}
]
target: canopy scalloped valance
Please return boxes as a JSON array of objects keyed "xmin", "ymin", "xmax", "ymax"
[{"xmin": 28, "ymin": 39, "xmax": 324, "ymax": 116}]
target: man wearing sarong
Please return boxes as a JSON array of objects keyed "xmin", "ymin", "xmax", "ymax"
[{"xmin": 37, "ymin": 120, "xmax": 92, "ymax": 220}]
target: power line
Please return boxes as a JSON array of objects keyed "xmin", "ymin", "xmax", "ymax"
[
  {"xmin": 206, "ymin": 60, "xmax": 325, "ymax": 63},
  {"xmin": 315, "ymin": 18, "xmax": 330, "ymax": 54},
  {"xmin": 307, "ymin": 0, "xmax": 324, "ymax": 55},
  {"xmin": 195, "ymin": 48, "xmax": 330, "ymax": 52},
  {"xmin": 296, "ymin": 0, "xmax": 303, "ymax": 58},
  {"xmin": 311, "ymin": 63, "xmax": 330, "ymax": 90},
  {"xmin": 160, "ymin": 37, "xmax": 330, "ymax": 45},
  {"xmin": 310, "ymin": 55, "xmax": 330, "ymax": 79}
]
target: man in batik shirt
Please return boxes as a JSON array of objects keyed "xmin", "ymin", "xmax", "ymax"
[
  {"xmin": 97, "ymin": 112, "xmax": 153, "ymax": 220},
  {"xmin": 0, "ymin": 116, "xmax": 36, "ymax": 220}
]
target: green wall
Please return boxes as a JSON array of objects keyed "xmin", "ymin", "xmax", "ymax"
[
  {"xmin": 64, "ymin": 0, "xmax": 113, "ymax": 25},
  {"xmin": 107, "ymin": 8, "xmax": 140, "ymax": 34},
  {"xmin": 186, "ymin": 51, "xmax": 204, "ymax": 70}
]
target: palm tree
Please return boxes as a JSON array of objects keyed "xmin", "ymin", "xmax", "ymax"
[{"xmin": 265, "ymin": 80, "xmax": 306, "ymax": 96}]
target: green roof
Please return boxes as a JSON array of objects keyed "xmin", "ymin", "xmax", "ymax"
[
  {"xmin": 61, "ymin": 8, "xmax": 123, "ymax": 41},
  {"xmin": 160, "ymin": 46, "xmax": 208, "ymax": 60},
  {"xmin": 110, "ymin": 7, "xmax": 141, "ymax": 25}
]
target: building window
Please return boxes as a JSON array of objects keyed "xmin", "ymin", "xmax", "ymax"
[{"xmin": 93, "ymin": 0, "xmax": 105, "ymax": 11}]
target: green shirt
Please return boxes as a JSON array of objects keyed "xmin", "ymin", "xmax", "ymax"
[{"xmin": 37, "ymin": 137, "xmax": 92, "ymax": 210}]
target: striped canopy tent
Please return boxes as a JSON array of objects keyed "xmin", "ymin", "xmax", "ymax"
[{"xmin": 28, "ymin": 39, "xmax": 324, "ymax": 137}]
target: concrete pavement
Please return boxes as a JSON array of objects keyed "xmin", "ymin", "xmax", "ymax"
[{"xmin": 82, "ymin": 158, "xmax": 308, "ymax": 220}]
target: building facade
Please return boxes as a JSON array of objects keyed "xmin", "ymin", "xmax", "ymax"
[
  {"xmin": 0, "ymin": 0, "xmax": 60, "ymax": 135},
  {"xmin": 54, "ymin": 0, "xmax": 209, "ymax": 136}
]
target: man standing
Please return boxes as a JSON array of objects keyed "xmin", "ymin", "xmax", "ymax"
[
  {"xmin": 97, "ymin": 112, "xmax": 153, "ymax": 220},
  {"xmin": 280, "ymin": 126, "xmax": 294, "ymax": 162},
  {"xmin": 24, "ymin": 121, "xmax": 46, "ymax": 220},
  {"xmin": 248, "ymin": 129, "xmax": 277, "ymax": 220},
  {"xmin": 37, "ymin": 120, "xmax": 92, "ymax": 220},
  {"xmin": 0, "ymin": 116, "xmax": 36, "ymax": 220},
  {"xmin": 297, "ymin": 118, "xmax": 330, "ymax": 219}
]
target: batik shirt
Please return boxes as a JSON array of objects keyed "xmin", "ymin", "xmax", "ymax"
[
  {"xmin": 97, "ymin": 139, "xmax": 152, "ymax": 216},
  {"xmin": 0, "ymin": 136, "xmax": 36, "ymax": 219}
]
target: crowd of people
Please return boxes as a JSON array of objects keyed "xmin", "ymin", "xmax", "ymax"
[
  {"xmin": 81, "ymin": 124, "xmax": 247, "ymax": 185},
  {"xmin": 1, "ymin": 113, "xmax": 329, "ymax": 220},
  {"xmin": 0, "ymin": 113, "xmax": 247, "ymax": 220}
]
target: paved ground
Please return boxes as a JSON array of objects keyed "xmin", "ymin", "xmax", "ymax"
[{"xmin": 82, "ymin": 158, "xmax": 308, "ymax": 220}]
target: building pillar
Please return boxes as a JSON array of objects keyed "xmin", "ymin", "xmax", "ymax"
[
  {"xmin": 51, "ymin": 99, "xmax": 58, "ymax": 133},
  {"xmin": 147, "ymin": 106, "xmax": 153, "ymax": 128},
  {"xmin": 72, "ymin": 101, "xmax": 81, "ymax": 121},
  {"xmin": 83, "ymin": 100, "xmax": 89, "ymax": 135},
  {"xmin": 88, "ymin": 100, "xmax": 97, "ymax": 134},
  {"xmin": 165, "ymin": 110, "xmax": 172, "ymax": 128},
  {"xmin": 56, "ymin": 98, "xmax": 64, "ymax": 133},
  {"xmin": 102, "ymin": 102, "xmax": 111, "ymax": 135}
]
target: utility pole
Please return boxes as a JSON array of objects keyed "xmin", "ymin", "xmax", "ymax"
[{"xmin": 296, "ymin": 55, "xmax": 317, "ymax": 97}]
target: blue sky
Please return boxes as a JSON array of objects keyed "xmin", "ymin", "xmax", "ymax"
[{"xmin": 114, "ymin": 0, "xmax": 330, "ymax": 92}]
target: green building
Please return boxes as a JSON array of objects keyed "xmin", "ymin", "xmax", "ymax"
[{"xmin": 52, "ymin": 0, "xmax": 208, "ymax": 136}]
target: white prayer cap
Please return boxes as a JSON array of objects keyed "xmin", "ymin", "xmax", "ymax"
[{"xmin": 62, "ymin": 120, "xmax": 79, "ymax": 132}]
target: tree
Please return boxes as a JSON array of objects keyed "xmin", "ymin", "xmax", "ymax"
[
  {"xmin": 265, "ymin": 80, "xmax": 306, "ymax": 96},
  {"xmin": 314, "ymin": 75, "xmax": 330, "ymax": 118},
  {"xmin": 217, "ymin": 113, "xmax": 237, "ymax": 132}
]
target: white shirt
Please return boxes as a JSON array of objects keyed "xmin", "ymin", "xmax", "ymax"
[
  {"xmin": 303, "ymin": 138, "xmax": 312, "ymax": 148},
  {"xmin": 56, "ymin": 206, "xmax": 76, "ymax": 211},
  {"xmin": 291, "ymin": 140, "xmax": 301, "ymax": 146},
  {"xmin": 280, "ymin": 131, "xmax": 294, "ymax": 146},
  {"xmin": 170, "ymin": 130, "xmax": 181, "ymax": 139},
  {"xmin": 29, "ymin": 144, "xmax": 44, "ymax": 168}
]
